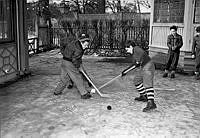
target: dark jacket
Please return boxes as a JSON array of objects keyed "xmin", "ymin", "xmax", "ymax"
[
  {"xmin": 167, "ymin": 33, "xmax": 183, "ymax": 52},
  {"xmin": 61, "ymin": 40, "xmax": 84, "ymax": 68},
  {"xmin": 192, "ymin": 34, "xmax": 200, "ymax": 56},
  {"xmin": 132, "ymin": 46, "xmax": 151, "ymax": 67}
]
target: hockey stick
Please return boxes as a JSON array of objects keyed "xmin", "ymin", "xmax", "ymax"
[
  {"xmin": 80, "ymin": 68, "xmax": 110, "ymax": 98},
  {"xmin": 99, "ymin": 65, "xmax": 137, "ymax": 90},
  {"xmin": 155, "ymin": 88, "xmax": 175, "ymax": 91},
  {"xmin": 95, "ymin": 63, "xmax": 175, "ymax": 92}
]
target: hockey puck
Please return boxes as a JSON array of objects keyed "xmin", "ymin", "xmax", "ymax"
[{"xmin": 107, "ymin": 105, "xmax": 112, "ymax": 110}]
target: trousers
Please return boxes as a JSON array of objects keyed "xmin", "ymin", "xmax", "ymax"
[
  {"xmin": 165, "ymin": 51, "xmax": 180, "ymax": 71},
  {"xmin": 195, "ymin": 49, "xmax": 200, "ymax": 72},
  {"xmin": 127, "ymin": 61, "xmax": 155, "ymax": 88},
  {"xmin": 54, "ymin": 59, "xmax": 89, "ymax": 95}
]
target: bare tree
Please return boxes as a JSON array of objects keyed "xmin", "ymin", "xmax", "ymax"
[
  {"xmin": 106, "ymin": 0, "xmax": 150, "ymax": 13},
  {"xmin": 60, "ymin": 0, "xmax": 105, "ymax": 14},
  {"xmin": 123, "ymin": 2, "xmax": 137, "ymax": 13},
  {"xmin": 106, "ymin": 0, "xmax": 122, "ymax": 13},
  {"xmin": 135, "ymin": 0, "xmax": 151, "ymax": 13},
  {"xmin": 139, "ymin": 0, "xmax": 151, "ymax": 8}
]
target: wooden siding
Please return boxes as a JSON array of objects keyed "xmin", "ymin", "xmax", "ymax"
[
  {"xmin": 151, "ymin": 26, "xmax": 184, "ymax": 48},
  {"xmin": 0, "ymin": 0, "xmax": 28, "ymax": 84},
  {"xmin": 148, "ymin": 0, "xmax": 197, "ymax": 72}
]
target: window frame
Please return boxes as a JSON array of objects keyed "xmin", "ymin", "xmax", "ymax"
[
  {"xmin": 0, "ymin": 0, "xmax": 15, "ymax": 44},
  {"xmin": 193, "ymin": 0, "xmax": 200, "ymax": 24},
  {"xmin": 153, "ymin": 0, "xmax": 185, "ymax": 24}
]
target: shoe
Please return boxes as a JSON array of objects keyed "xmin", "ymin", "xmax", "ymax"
[
  {"xmin": 163, "ymin": 73, "xmax": 168, "ymax": 78},
  {"xmin": 54, "ymin": 92, "xmax": 62, "ymax": 95},
  {"xmin": 170, "ymin": 71, "xmax": 176, "ymax": 78},
  {"xmin": 170, "ymin": 73, "xmax": 175, "ymax": 78},
  {"xmin": 67, "ymin": 84, "xmax": 73, "ymax": 89},
  {"xmin": 134, "ymin": 95, "xmax": 148, "ymax": 102},
  {"xmin": 143, "ymin": 100, "xmax": 157, "ymax": 112},
  {"xmin": 81, "ymin": 92, "xmax": 92, "ymax": 99}
]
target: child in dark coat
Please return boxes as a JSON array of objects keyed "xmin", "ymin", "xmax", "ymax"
[
  {"xmin": 54, "ymin": 33, "xmax": 92, "ymax": 99},
  {"xmin": 192, "ymin": 26, "xmax": 200, "ymax": 80},
  {"xmin": 163, "ymin": 25, "xmax": 183, "ymax": 78}
]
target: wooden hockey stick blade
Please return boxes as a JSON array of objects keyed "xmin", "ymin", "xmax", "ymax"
[
  {"xmin": 80, "ymin": 69, "xmax": 110, "ymax": 98},
  {"xmin": 155, "ymin": 88, "xmax": 175, "ymax": 91},
  {"xmin": 99, "ymin": 65, "xmax": 136, "ymax": 90}
]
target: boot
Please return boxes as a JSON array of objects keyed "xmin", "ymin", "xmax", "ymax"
[
  {"xmin": 135, "ymin": 95, "xmax": 148, "ymax": 102},
  {"xmin": 81, "ymin": 92, "xmax": 92, "ymax": 99},
  {"xmin": 163, "ymin": 70, "xmax": 168, "ymax": 78},
  {"xmin": 53, "ymin": 81, "xmax": 65, "ymax": 96},
  {"xmin": 54, "ymin": 91, "xmax": 62, "ymax": 95},
  {"xmin": 143, "ymin": 100, "xmax": 157, "ymax": 112},
  {"xmin": 170, "ymin": 71, "xmax": 175, "ymax": 78},
  {"xmin": 67, "ymin": 84, "xmax": 73, "ymax": 89}
]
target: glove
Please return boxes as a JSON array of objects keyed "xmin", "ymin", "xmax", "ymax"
[
  {"xmin": 172, "ymin": 46, "xmax": 177, "ymax": 51},
  {"xmin": 192, "ymin": 54, "xmax": 195, "ymax": 59},
  {"xmin": 121, "ymin": 70, "xmax": 127, "ymax": 76},
  {"xmin": 135, "ymin": 62, "xmax": 141, "ymax": 67}
]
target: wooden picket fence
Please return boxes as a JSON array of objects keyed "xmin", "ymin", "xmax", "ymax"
[{"xmin": 52, "ymin": 20, "xmax": 149, "ymax": 56}]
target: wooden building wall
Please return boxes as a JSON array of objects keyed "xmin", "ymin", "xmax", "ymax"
[
  {"xmin": 149, "ymin": 0, "xmax": 199, "ymax": 72},
  {"xmin": 0, "ymin": 0, "xmax": 28, "ymax": 84}
]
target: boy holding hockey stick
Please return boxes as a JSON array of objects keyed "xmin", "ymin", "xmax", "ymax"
[
  {"xmin": 53, "ymin": 33, "xmax": 92, "ymax": 99},
  {"xmin": 122, "ymin": 41, "xmax": 157, "ymax": 112}
]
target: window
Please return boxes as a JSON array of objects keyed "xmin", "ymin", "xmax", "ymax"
[
  {"xmin": 194, "ymin": 0, "xmax": 200, "ymax": 23},
  {"xmin": 0, "ymin": 0, "xmax": 14, "ymax": 42},
  {"xmin": 154, "ymin": 0, "xmax": 185, "ymax": 23}
]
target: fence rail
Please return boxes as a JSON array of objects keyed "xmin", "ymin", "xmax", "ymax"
[
  {"xmin": 52, "ymin": 22, "xmax": 149, "ymax": 56},
  {"xmin": 28, "ymin": 36, "xmax": 58, "ymax": 56},
  {"xmin": 28, "ymin": 21, "xmax": 150, "ymax": 57},
  {"xmin": 28, "ymin": 37, "xmax": 39, "ymax": 55}
]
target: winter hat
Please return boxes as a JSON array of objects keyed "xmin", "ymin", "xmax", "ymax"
[
  {"xmin": 79, "ymin": 33, "xmax": 90, "ymax": 42},
  {"xmin": 170, "ymin": 25, "xmax": 178, "ymax": 31},
  {"xmin": 126, "ymin": 40, "xmax": 136, "ymax": 47}
]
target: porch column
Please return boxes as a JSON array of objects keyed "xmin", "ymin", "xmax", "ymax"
[
  {"xmin": 149, "ymin": 0, "xmax": 154, "ymax": 46},
  {"xmin": 16, "ymin": 0, "xmax": 29, "ymax": 75},
  {"xmin": 183, "ymin": 0, "xmax": 194, "ymax": 51}
]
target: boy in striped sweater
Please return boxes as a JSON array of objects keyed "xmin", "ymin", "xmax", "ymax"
[{"xmin": 122, "ymin": 41, "xmax": 157, "ymax": 112}]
